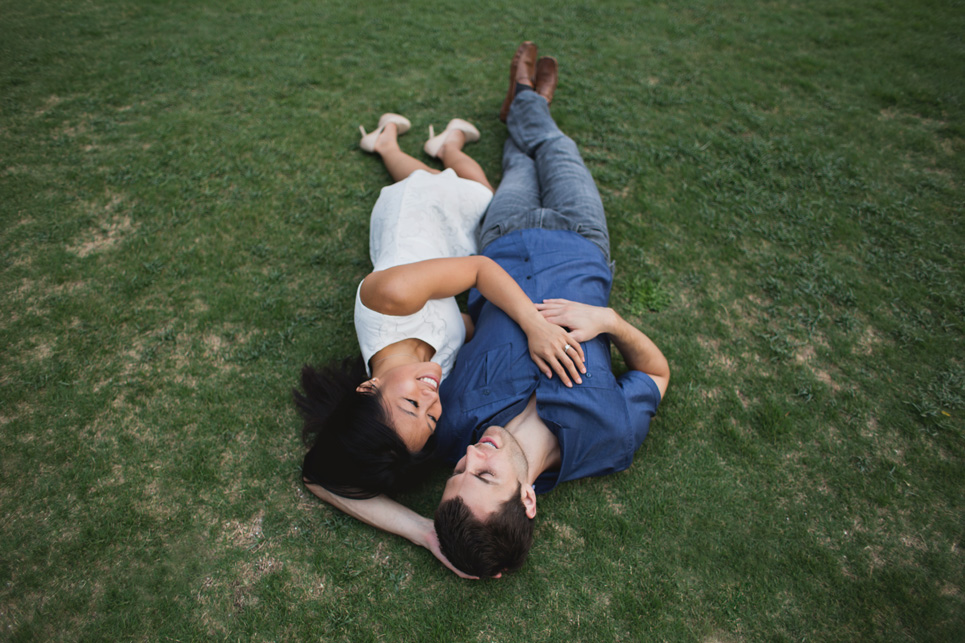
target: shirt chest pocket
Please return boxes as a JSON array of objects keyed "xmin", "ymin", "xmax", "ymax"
[{"xmin": 458, "ymin": 343, "xmax": 530, "ymax": 411}]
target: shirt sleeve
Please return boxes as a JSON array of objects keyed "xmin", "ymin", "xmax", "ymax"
[{"xmin": 617, "ymin": 370, "xmax": 663, "ymax": 449}]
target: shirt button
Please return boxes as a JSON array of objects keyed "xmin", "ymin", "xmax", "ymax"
[
  {"xmin": 483, "ymin": 389, "xmax": 490, "ymax": 395},
  {"xmin": 526, "ymin": 275, "xmax": 531, "ymax": 280}
]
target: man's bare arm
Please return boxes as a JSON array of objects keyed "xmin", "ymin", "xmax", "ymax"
[{"xmin": 535, "ymin": 299, "xmax": 669, "ymax": 397}]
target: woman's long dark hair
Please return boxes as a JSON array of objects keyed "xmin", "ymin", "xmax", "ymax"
[{"xmin": 294, "ymin": 358, "xmax": 435, "ymax": 499}]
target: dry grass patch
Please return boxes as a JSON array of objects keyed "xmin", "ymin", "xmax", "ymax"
[
  {"xmin": 67, "ymin": 191, "xmax": 137, "ymax": 258},
  {"xmin": 69, "ymin": 213, "xmax": 136, "ymax": 257},
  {"xmin": 33, "ymin": 95, "xmax": 63, "ymax": 117},
  {"xmin": 134, "ymin": 478, "xmax": 179, "ymax": 522},
  {"xmin": 697, "ymin": 335, "xmax": 738, "ymax": 373},
  {"xmin": 793, "ymin": 340, "xmax": 841, "ymax": 392},
  {"xmin": 546, "ymin": 519, "xmax": 586, "ymax": 552},
  {"xmin": 854, "ymin": 325, "xmax": 885, "ymax": 357},
  {"xmin": 602, "ymin": 486, "xmax": 625, "ymax": 515},
  {"xmin": 224, "ymin": 509, "xmax": 266, "ymax": 551},
  {"xmin": 234, "ymin": 554, "xmax": 284, "ymax": 609}
]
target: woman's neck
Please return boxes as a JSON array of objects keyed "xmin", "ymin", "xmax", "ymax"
[{"xmin": 368, "ymin": 338, "xmax": 436, "ymax": 376}]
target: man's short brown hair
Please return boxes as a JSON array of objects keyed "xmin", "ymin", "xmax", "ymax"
[{"xmin": 433, "ymin": 484, "xmax": 534, "ymax": 577}]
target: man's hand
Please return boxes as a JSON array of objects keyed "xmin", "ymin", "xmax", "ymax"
[
  {"xmin": 535, "ymin": 298, "xmax": 616, "ymax": 343},
  {"xmin": 537, "ymin": 298, "xmax": 670, "ymax": 396}
]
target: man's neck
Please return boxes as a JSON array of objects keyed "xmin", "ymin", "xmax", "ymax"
[{"xmin": 503, "ymin": 394, "xmax": 561, "ymax": 485}]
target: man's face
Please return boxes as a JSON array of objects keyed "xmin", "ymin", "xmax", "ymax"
[{"xmin": 441, "ymin": 426, "xmax": 529, "ymax": 518}]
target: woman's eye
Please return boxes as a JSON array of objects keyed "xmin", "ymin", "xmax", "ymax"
[{"xmin": 406, "ymin": 398, "xmax": 419, "ymax": 408}]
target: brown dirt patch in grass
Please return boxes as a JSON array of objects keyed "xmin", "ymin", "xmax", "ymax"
[
  {"xmin": 69, "ymin": 214, "xmax": 135, "ymax": 257},
  {"xmin": 698, "ymin": 335, "xmax": 737, "ymax": 373},
  {"xmin": 603, "ymin": 486, "xmax": 625, "ymax": 515},
  {"xmin": 878, "ymin": 107, "xmax": 947, "ymax": 129},
  {"xmin": 203, "ymin": 333, "xmax": 227, "ymax": 357},
  {"xmin": 289, "ymin": 566, "xmax": 328, "ymax": 601},
  {"xmin": 34, "ymin": 95, "xmax": 63, "ymax": 117},
  {"xmin": 794, "ymin": 338, "xmax": 841, "ymax": 392},
  {"xmin": 900, "ymin": 535, "xmax": 928, "ymax": 552},
  {"xmin": 939, "ymin": 582, "xmax": 960, "ymax": 597},
  {"xmin": 372, "ymin": 541, "xmax": 392, "ymax": 567},
  {"xmin": 697, "ymin": 386, "xmax": 721, "ymax": 401},
  {"xmin": 136, "ymin": 479, "xmax": 178, "ymax": 522},
  {"xmin": 0, "ymin": 402, "xmax": 31, "ymax": 432},
  {"xmin": 702, "ymin": 632, "xmax": 741, "ymax": 643},
  {"xmin": 231, "ymin": 554, "xmax": 284, "ymax": 609},
  {"xmin": 546, "ymin": 520, "xmax": 585, "ymax": 551},
  {"xmin": 68, "ymin": 192, "xmax": 137, "ymax": 257},
  {"xmin": 854, "ymin": 326, "xmax": 885, "ymax": 357},
  {"xmin": 27, "ymin": 341, "xmax": 54, "ymax": 362},
  {"xmin": 59, "ymin": 117, "xmax": 91, "ymax": 140},
  {"xmin": 224, "ymin": 509, "xmax": 265, "ymax": 550}
]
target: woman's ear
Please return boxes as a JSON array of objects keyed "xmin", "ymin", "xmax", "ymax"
[
  {"xmin": 521, "ymin": 484, "xmax": 537, "ymax": 519},
  {"xmin": 356, "ymin": 378, "xmax": 379, "ymax": 394}
]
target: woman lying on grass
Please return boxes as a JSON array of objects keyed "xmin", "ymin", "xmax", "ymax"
[{"xmin": 294, "ymin": 113, "xmax": 584, "ymax": 502}]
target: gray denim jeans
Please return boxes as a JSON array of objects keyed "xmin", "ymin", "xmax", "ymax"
[{"xmin": 478, "ymin": 90, "xmax": 611, "ymax": 263}]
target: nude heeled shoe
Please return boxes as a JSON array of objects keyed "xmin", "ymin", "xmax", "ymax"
[
  {"xmin": 423, "ymin": 118, "xmax": 480, "ymax": 158},
  {"xmin": 358, "ymin": 113, "xmax": 411, "ymax": 153}
]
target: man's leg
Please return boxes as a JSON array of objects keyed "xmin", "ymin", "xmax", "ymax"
[
  {"xmin": 477, "ymin": 138, "xmax": 541, "ymax": 251},
  {"xmin": 506, "ymin": 91, "xmax": 610, "ymax": 261}
]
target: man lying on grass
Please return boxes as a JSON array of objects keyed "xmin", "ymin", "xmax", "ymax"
[
  {"xmin": 430, "ymin": 43, "xmax": 670, "ymax": 577},
  {"xmin": 302, "ymin": 42, "xmax": 669, "ymax": 578}
]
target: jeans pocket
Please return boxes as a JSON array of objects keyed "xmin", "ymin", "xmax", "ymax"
[
  {"xmin": 575, "ymin": 223, "xmax": 610, "ymax": 260},
  {"xmin": 479, "ymin": 222, "xmax": 503, "ymax": 251}
]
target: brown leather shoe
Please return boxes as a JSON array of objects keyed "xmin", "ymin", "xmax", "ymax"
[
  {"xmin": 534, "ymin": 56, "xmax": 558, "ymax": 106},
  {"xmin": 500, "ymin": 41, "xmax": 538, "ymax": 122}
]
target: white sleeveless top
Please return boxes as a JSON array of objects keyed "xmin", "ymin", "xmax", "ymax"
[{"xmin": 354, "ymin": 169, "xmax": 493, "ymax": 377}]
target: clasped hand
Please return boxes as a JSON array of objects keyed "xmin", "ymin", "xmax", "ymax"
[
  {"xmin": 522, "ymin": 314, "xmax": 586, "ymax": 387},
  {"xmin": 535, "ymin": 298, "xmax": 616, "ymax": 344}
]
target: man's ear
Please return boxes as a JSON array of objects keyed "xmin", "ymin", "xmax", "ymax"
[
  {"xmin": 356, "ymin": 378, "xmax": 379, "ymax": 394},
  {"xmin": 521, "ymin": 484, "xmax": 537, "ymax": 519}
]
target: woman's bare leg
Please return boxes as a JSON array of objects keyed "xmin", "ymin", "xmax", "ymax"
[
  {"xmin": 374, "ymin": 123, "xmax": 439, "ymax": 182},
  {"xmin": 436, "ymin": 130, "xmax": 494, "ymax": 193}
]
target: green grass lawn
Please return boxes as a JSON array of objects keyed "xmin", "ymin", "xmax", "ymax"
[{"xmin": 1, "ymin": 0, "xmax": 962, "ymax": 640}]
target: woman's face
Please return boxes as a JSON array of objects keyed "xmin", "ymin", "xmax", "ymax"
[{"xmin": 360, "ymin": 361, "xmax": 443, "ymax": 451}]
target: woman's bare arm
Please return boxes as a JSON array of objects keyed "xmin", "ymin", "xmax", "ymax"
[
  {"xmin": 303, "ymin": 480, "xmax": 477, "ymax": 579},
  {"xmin": 360, "ymin": 256, "xmax": 586, "ymax": 385}
]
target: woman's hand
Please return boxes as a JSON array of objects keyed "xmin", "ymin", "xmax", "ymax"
[
  {"xmin": 535, "ymin": 298, "xmax": 616, "ymax": 343},
  {"xmin": 521, "ymin": 316, "xmax": 586, "ymax": 387}
]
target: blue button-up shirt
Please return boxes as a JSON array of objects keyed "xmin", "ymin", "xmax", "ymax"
[{"xmin": 437, "ymin": 229, "xmax": 661, "ymax": 494}]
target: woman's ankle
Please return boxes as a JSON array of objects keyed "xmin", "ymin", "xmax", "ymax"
[
  {"xmin": 373, "ymin": 123, "xmax": 399, "ymax": 154},
  {"xmin": 437, "ymin": 130, "xmax": 467, "ymax": 160}
]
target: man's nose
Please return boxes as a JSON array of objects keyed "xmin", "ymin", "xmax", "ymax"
[{"xmin": 466, "ymin": 444, "xmax": 485, "ymax": 461}]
